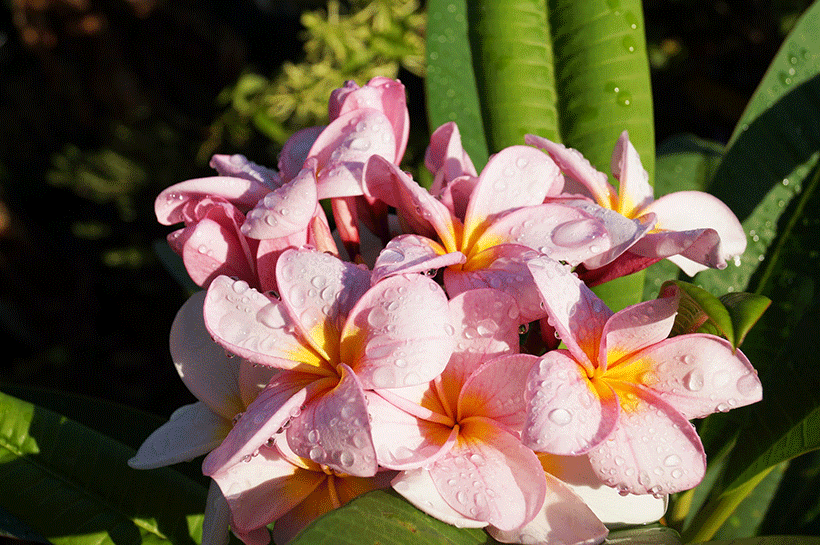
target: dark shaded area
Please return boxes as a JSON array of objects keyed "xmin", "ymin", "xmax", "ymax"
[{"xmin": 0, "ymin": 0, "xmax": 810, "ymax": 420}]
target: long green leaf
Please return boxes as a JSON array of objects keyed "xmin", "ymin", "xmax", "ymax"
[
  {"xmin": 467, "ymin": 0, "xmax": 558, "ymax": 150},
  {"xmin": 696, "ymin": 538, "xmax": 820, "ymax": 545},
  {"xmin": 426, "ymin": 0, "xmax": 489, "ymax": 168},
  {"xmin": 290, "ymin": 489, "xmax": 498, "ymax": 544},
  {"xmin": 0, "ymin": 390, "xmax": 207, "ymax": 545}
]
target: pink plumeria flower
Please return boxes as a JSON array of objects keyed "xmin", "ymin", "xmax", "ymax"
[
  {"xmin": 277, "ymin": 77, "xmax": 410, "ymax": 257},
  {"xmin": 365, "ymin": 143, "xmax": 651, "ymax": 321},
  {"xmin": 521, "ymin": 254, "xmax": 763, "ymax": 496},
  {"xmin": 209, "ymin": 433, "xmax": 394, "ymax": 545},
  {"xmin": 129, "ymin": 291, "xmax": 277, "ymax": 545},
  {"xmin": 200, "ymin": 247, "xmax": 454, "ymax": 483},
  {"xmin": 155, "ymin": 154, "xmax": 332, "ymax": 291},
  {"xmin": 527, "ymin": 131, "xmax": 746, "ymax": 277}
]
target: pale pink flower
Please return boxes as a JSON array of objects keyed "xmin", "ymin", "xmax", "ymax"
[
  {"xmin": 200, "ymin": 247, "xmax": 454, "ymax": 494},
  {"xmin": 522, "ymin": 254, "xmax": 762, "ymax": 496},
  {"xmin": 365, "ymin": 141, "xmax": 651, "ymax": 321},
  {"xmin": 527, "ymin": 131, "xmax": 746, "ymax": 277}
]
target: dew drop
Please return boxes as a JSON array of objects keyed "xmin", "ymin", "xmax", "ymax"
[
  {"xmin": 671, "ymin": 468, "xmax": 683, "ymax": 479},
  {"xmin": 339, "ymin": 451, "xmax": 355, "ymax": 467},
  {"xmin": 736, "ymin": 373, "xmax": 760, "ymax": 396},
  {"xmin": 367, "ymin": 307, "xmax": 389, "ymax": 328},
  {"xmin": 664, "ymin": 454, "xmax": 681, "ymax": 467},
  {"xmin": 309, "ymin": 446, "xmax": 326, "ymax": 462},
  {"xmin": 683, "ymin": 369, "xmax": 704, "ymax": 392},
  {"xmin": 307, "ymin": 429, "xmax": 320, "ymax": 443},
  {"xmin": 551, "ymin": 218, "xmax": 604, "ymax": 248},
  {"xmin": 548, "ymin": 408, "xmax": 573, "ymax": 426}
]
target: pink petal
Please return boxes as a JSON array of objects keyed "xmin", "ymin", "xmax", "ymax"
[
  {"xmin": 574, "ymin": 250, "xmax": 663, "ymax": 287},
  {"xmin": 276, "ymin": 248, "xmax": 371, "ymax": 360},
  {"xmin": 210, "ymin": 154, "xmax": 280, "ymax": 189},
  {"xmin": 523, "ymin": 351, "xmax": 619, "ymax": 455},
  {"xmin": 459, "ymin": 353, "xmax": 538, "ymax": 431},
  {"xmin": 170, "ymin": 291, "xmax": 243, "ymax": 418},
  {"xmin": 367, "ymin": 391, "xmax": 457, "ymax": 470},
  {"xmin": 561, "ymin": 199, "xmax": 656, "ymax": 270},
  {"xmin": 341, "ymin": 274, "xmax": 454, "ymax": 389},
  {"xmin": 237, "ymin": 360, "xmax": 279, "ymax": 409},
  {"xmin": 624, "ymin": 334, "xmax": 762, "ymax": 419},
  {"xmin": 254, "ymin": 230, "xmax": 310, "ymax": 293},
  {"xmin": 309, "ymin": 109, "xmax": 397, "ymax": 199},
  {"xmin": 431, "ymin": 420, "xmax": 546, "ymax": 531},
  {"xmin": 601, "ymin": 294, "xmax": 679, "ymax": 370},
  {"xmin": 526, "ymin": 135, "xmax": 616, "ymax": 209},
  {"xmin": 611, "ymin": 131, "xmax": 653, "ymax": 216},
  {"xmin": 587, "ymin": 383, "xmax": 706, "ymax": 495},
  {"xmin": 629, "ymin": 228, "xmax": 723, "ymax": 273},
  {"xmin": 210, "ymin": 445, "xmax": 323, "ymax": 534},
  {"xmin": 476, "ymin": 203, "xmax": 611, "ymax": 266},
  {"xmin": 539, "ymin": 453, "xmax": 668, "ymax": 525},
  {"xmin": 446, "ymin": 245, "xmax": 546, "ymax": 323},
  {"xmin": 527, "ymin": 254, "xmax": 612, "ymax": 369},
  {"xmin": 203, "ymin": 481, "xmax": 232, "ymax": 545},
  {"xmin": 642, "ymin": 191, "xmax": 746, "ymax": 257},
  {"xmin": 286, "ymin": 364, "xmax": 378, "ymax": 477},
  {"xmin": 444, "ymin": 288, "xmax": 521, "ymax": 403},
  {"xmin": 203, "ymin": 276, "xmax": 327, "ymax": 371},
  {"xmin": 128, "ymin": 402, "xmax": 230, "ymax": 469},
  {"xmin": 156, "ymin": 176, "xmax": 270, "ymax": 225},
  {"xmin": 487, "ymin": 472, "xmax": 608, "ymax": 545},
  {"xmin": 174, "ymin": 217, "xmax": 256, "ymax": 288},
  {"xmin": 371, "ymin": 234, "xmax": 465, "ymax": 284},
  {"xmin": 391, "ymin": 468, "xmax": 488, "ymax": 529},
  {"xmin": 203, "ymin": 371, "xmax": 329, "ymax": 476},
  {"xmin": 241, "ymin": 162, "xmax": 318, "ymax": 239},
  {"xmin": 426, "ymin": 122, "xmax": 478, "ymax": 191},
  {"xmin": 463, "ymin": 146, "xmax": 563, "ymax": 248},
  {"xmin": 279, "ymin": 125, "xmax": 325, "ymax": 182},
  {"xmin": 435, "ymin": 174, "xmax": 479, "ymax": 221},
  {"xmin": 364, "ymin": 155, "xmax": 459, "ymax": 250}
]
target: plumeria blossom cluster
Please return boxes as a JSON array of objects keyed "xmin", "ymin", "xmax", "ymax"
[{"xmin": 130, "ymin": 77, "xmax": 762, "ymax": 545}]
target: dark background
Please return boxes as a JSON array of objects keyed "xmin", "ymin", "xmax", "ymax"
[{"xmin": 0, "ymin": 0, "xmax": 811, "ymax": 418}]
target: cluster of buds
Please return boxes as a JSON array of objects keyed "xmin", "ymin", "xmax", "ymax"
[{"xmin": 131, "ymin": 78, "xmax": 761, "ymax": 545}]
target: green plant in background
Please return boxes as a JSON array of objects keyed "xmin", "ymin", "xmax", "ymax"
[{"xmin": 201, "ymin": 0, "xmax": 425, "ymax": 159}]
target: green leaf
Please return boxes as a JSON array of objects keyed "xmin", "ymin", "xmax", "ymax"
[
  {"xmin": 467, "ymin": 0, "xmax": 559, "ymax": 150},
  {"xmin": 605, "ymin": 525, "xmax": 682, "ymax": 545},
  {"xmin": 662, "ymin": 280, "xmax": 735, "ymax": 346},
  {"xmin": 695, "ymin": 538, "xmax": 820, "ymax": 545},
  {"xmin": 548, "ymin": 0, "xmax": 654, "ymax": 181},
  {"xmin": 290, "ymin": 489, "xmax": 498, "ymax": 544},
  {"xmin": 0, "ymin": 390, "xmax": 208, "ymax": 545},
  {"xmin": 426, "ymin": 0, "xmax": 490, "ymax": 168},
  {"xmin": 718, "ymin": 292, "xmax": 772, "ymax": 350},
  {"xmin": 711, "ymin": 462, "xmax": 788, "ymax": 540}
]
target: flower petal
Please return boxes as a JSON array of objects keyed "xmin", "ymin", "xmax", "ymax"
[
  {"xmin": 587, "ymin": 383, "xmax": 706, "ymax": 495},
  {"xmin": 527, "ymin": 254, "xmax": 612, "ymax": 369},
  {"xmin": 475, "ymin": 203, "xmax": 611, "ymax": 266},
  {"xmin": 342, "ymin": 274, "xmax": 454, "ymax": 389},
  {"xmin": 309, "ymin": 109, "xmax": 397, "ymax": 199},
  {"xmin": 203, "ymin": 371, "xmax": 328, "ymax": 476},
  {"xmin": 602, "ymin": 294, "xmax": 679, "ymax": 370},
  {"xmin": 241, "ymin": 162, "xmax": 318, "ymax": 239},
  {"xmin": 364, "ymin": 155, "xmax": 459, "ymax": 251},
  {"xmin": 128, "ymin": 402, "xmax": 230, "ymax": 469},
  {"xmin": 611, "ymin": 131, "xmax": 653, "ymax": 216},
  {"xmin": 523, "ymin": 351, "xmax": 619, "ymax": 455},
  {"xmin": 526, "ymin": 135, "xmax": 616, "ymax": 209},
  {"xmin": 445, "ymin": 288, "xmax": 521, "ymax": 403},
  {"xmin": 203, "ymin": 276, "xmax": 327, "ymax": 372},
  {"xmin": 487, "ymin": 472, "xmax": 608, "ymax": 545},
  {"xmin": 203, "ymin": 480, "xmax": 232, "ymax": 545},
  {"xmin": 624, "ymin": 334, "xmax": 762, "ymax": 419},
  {"xmin": 431, "ymin": 419, "xmax": 546, "ymax": 531},
  {"xmin": 426, "ymin": 122, "xmax": 478, "ymax": 191},
  {"xmin": 371, "ymin": 234, "xmax": 465, "ymax": 284},
  {"xmin": 463, "ymin": 146, "xmax": 562, "ymax": 248},
  {"xmin": 539, "ymin": 453, "xmax": 667, "ymax": 525},
  {"xmin": 287, "ymin": 364, "xmax": 378, "ymax": 477},
  {"xmin": 392, "ymin": 468, "xmax": 488, "ymax": 529},
  {"xmin": 367, "ymin": 391, "xmax": 457, "ymax": 470},
  {"xmin": 279, "ymin": 125, "xmax": 324, "ymax": 182},
  {"xmin": 276, "ymin": 248, "xmax": 371, "ymax": 361},
  {"xmin": 210, "ymin": 154, "xmax": 280, "ymax": 189},
  {"xmin": 459, "ymin": 353, "xmax": 537, "ymax": 430},
  {"xmin": 170, "ymin": 291, "xmax": 243, "ymax": 418},
  {"xmin": 211, "ymin": 445, "xmax": 323, "ymax": 534},
  {"xmin": 156, "ymin": 176, "xmax": 270, "ymax": 225}
]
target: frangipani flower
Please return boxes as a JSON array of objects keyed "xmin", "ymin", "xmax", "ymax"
[
  {"xmin": 365, "ymin": 144, "xmax": 651, "ymax": 321},
  {"xmin": 527, "ymin": 131, "xmax": 746, "ymax": 277},
  {"xmin": 128, "ymin": 290, "xmax": 277, "ymax": 545},
  {"xmin": 522, "ymin": 254, "xmax": 762, "ymax": 496},
  {"xmin": 201, "ymin": 247, "xmax": 454, "ymax": 485},
  {"xmin": 155, "ymin": 155, "xmax": 332, "ymax": 291}
]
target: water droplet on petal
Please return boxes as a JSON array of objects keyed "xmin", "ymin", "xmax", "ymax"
[
  {"xmin": 664, "ymin": 454, "xmax": 681, "ymax": 467},
  {"xmin": 551, "ymin": 219, "xmax": 604, "ymax": 249},
  {"xmin": 683, "ymin": 369, "xmax": 704, "ymax": 392},
  {"xmin": 548, "ymin": 408, "xmax": 572, "ymax": 426},
  {"xmin": 736, "ymin": 373, "xmax": 759, "ymax": 396},
  {"xmin": 309, "ymin": 446, "xmax": 326, "ymax": 462},
  {"xmin": 339, "ymin": 451, "xmax": 355, "ymax": 467}
]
